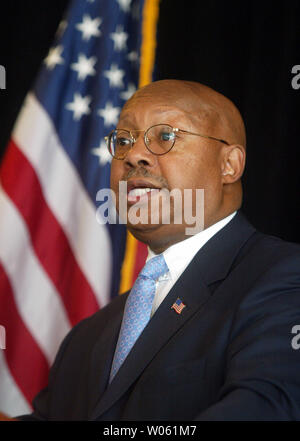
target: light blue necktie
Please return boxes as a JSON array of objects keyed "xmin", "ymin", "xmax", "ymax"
[{"xmin": 109, "ymin": 254, "xmax": 169, "ymax": 383}]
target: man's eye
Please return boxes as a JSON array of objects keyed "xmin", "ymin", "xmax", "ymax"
[
  {"xmin": 160, "ymin": 132, "xmax": 175, "ymax": 142},
  {"xmin": 116, "ymin": 137, "xmax": 131, "ymax": 147}
]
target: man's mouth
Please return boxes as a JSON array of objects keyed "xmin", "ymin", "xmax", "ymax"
[
  {"xmin": 128, "ymin": 187, "xmax": 160, "ymax": 203},
  {"xmin": 126, "ymin": 179, "xmax": 161, "ymax": 204}
]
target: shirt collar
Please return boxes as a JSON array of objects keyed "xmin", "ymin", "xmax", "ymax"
[{"xmin": 147, "ymin": 211, "xmax": 237, "ymax": 282}]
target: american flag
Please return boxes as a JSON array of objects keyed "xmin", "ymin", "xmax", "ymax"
[
  {"xmin": 0, "ymin": 0, "xmax": 146, "ymax": 416},
  {"xmin": 171, "ymin": 298, "xmax": 186, "ymax": 315}
]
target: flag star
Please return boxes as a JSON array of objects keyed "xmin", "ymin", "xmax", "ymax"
[
  {"xmin": 91, "ymin": 141, "xmax": 112, "ymax": 166},
  {"xmin": 110, "ymin": 25, "xmax": 128, "ymax": 51},
  {"xmin": 120, "ymin": 83, "xmax": 136, "ymax": 100},
  {"xmin": 117, "ymin": 0, "xmax": 132, "ymax": 12},
  {"xmin": 87, "ymin": 0, "xmax": 95, "ymax": 2},
  {"xmin": 98, "ymin": 102, "xmax": 120, "ymax": 126},
  {"xmin": 71, "ymin": 54, "xmax": 97, "ymax": 80},
  {"xmin": 127, "ymin": 51, "xmax": 138, "ymax": 62},
  {"xmin": 76, "ymin": 14, "xmax": 102, "ymax": 41},
  {"xmin": 44, "ymin": 45, "xmax": 64, "ymax": 70},
  {"xmin": 104, "ymin": 64, "xmax": 125, "ymax": 88},
  {"xmin": 66, "ymin": 93, "xmax": 91, "ymax": 120}
]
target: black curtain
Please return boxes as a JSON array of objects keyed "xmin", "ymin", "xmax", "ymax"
[
  {"xmin": 0, "ymin": 0, "xmax": 69, "ymax": 152},
  {"xmin": 1, "ymin": 0, "xmax": 299, "ymax": 242}
]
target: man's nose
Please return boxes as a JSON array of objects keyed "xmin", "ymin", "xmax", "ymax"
[{"xmin": 123, "ymin": 134, "xmax": 156, "ymax": 168}]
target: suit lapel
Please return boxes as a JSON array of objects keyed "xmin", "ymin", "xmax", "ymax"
[
  {"xmin": 90, "ymin": 211, "xmax": 256, "ymax": 420},
  {"xmin": 193, "ymin": 211, "xmax": 256, "ymax": 286}
]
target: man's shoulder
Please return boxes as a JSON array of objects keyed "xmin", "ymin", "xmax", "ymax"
[
  {"xmin": 248, "ymin": 229, "xmax": 300, "ymax": 265},
  {"xmin": 230, "ymin": 211, "xmax": 300, "ymax": 268},
  {"xmin": 231, "ymin": 229, "xmax": 300, "ymax": 302}
]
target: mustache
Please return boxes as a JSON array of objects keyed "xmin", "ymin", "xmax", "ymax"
[{"xmin": 122, "ymin": 167, "xmax": 169, "ymax": 189}]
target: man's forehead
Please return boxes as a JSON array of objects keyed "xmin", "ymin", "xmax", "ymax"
[
  {"xmin": 118, "ymin": 79, "xmax": 246, "ymax": 146},
  {"xmin": 123, "ymin": 81, "xmax": 207, "ymax": 110},
  {"xmin": 119, "ymin": 85, "xmax": 216, "ymax": 128},
  {"xmin": 119, "ymin": 104, "xmax": 196, "ymax": 123}
]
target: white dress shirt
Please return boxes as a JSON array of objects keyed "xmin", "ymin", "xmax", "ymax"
[{"xmin": 147, "ymin": 211, "xmax": 237, "ymax": 316}]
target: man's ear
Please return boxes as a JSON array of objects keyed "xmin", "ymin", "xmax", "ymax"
[{"xmin": 221, "ymin": 144, "xmax": 246, "ymax": 183}]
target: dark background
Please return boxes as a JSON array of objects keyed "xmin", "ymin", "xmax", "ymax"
[{"xmin": 0, "ymin": 0, "xmax": 299, "ymax": 242}]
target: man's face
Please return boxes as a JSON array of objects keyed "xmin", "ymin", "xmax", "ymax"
[{"xmin": 110, "ymin": 90, "xmax": 225, "ymax": 252}]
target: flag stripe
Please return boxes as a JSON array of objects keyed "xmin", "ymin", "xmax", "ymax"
[
  {"xmin": 0, "ymin": 261, "xmax": 49, "ymax": 405},
  {"xmin": 13, "ymin": 93, "xmax": 112, "ymax": 307},
  {"xmin": 1, "ymin": 140, "xmax": 99, "ymax": 326},
  {"xmin": 0, "ymin": 350, "xmax": 31, "ymax": 416},
  {"xmin": 0, "ymin": 186, "xmax": 70, "ymax": 363}
]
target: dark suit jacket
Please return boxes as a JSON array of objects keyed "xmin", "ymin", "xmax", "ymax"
[{"xmin": 20, "ymin": 211, "xmax": 300, "ymax": 420}]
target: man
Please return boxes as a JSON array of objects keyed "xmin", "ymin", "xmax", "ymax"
[{"xmin": 3, "ymin": 79, "xmax": 300, "ymax": 420}]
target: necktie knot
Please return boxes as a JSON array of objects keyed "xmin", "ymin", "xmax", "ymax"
[{"xmin": 139, "ymin": 253, "xmax": 169, "ymax": 282}]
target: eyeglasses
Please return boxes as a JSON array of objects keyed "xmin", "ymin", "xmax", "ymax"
[{"xmin": 105, "ymin": 124, "xmax": 230, "ymax": 160}]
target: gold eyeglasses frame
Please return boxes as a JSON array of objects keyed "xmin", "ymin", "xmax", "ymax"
[{"xmin": 105, "ymin": 123, "xmax": 230, "ymax": 160}]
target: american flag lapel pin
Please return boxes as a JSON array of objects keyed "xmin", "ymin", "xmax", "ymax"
[{"xmin": 171, "ymin": 298, "xmax": 186, "ymax": 314}]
